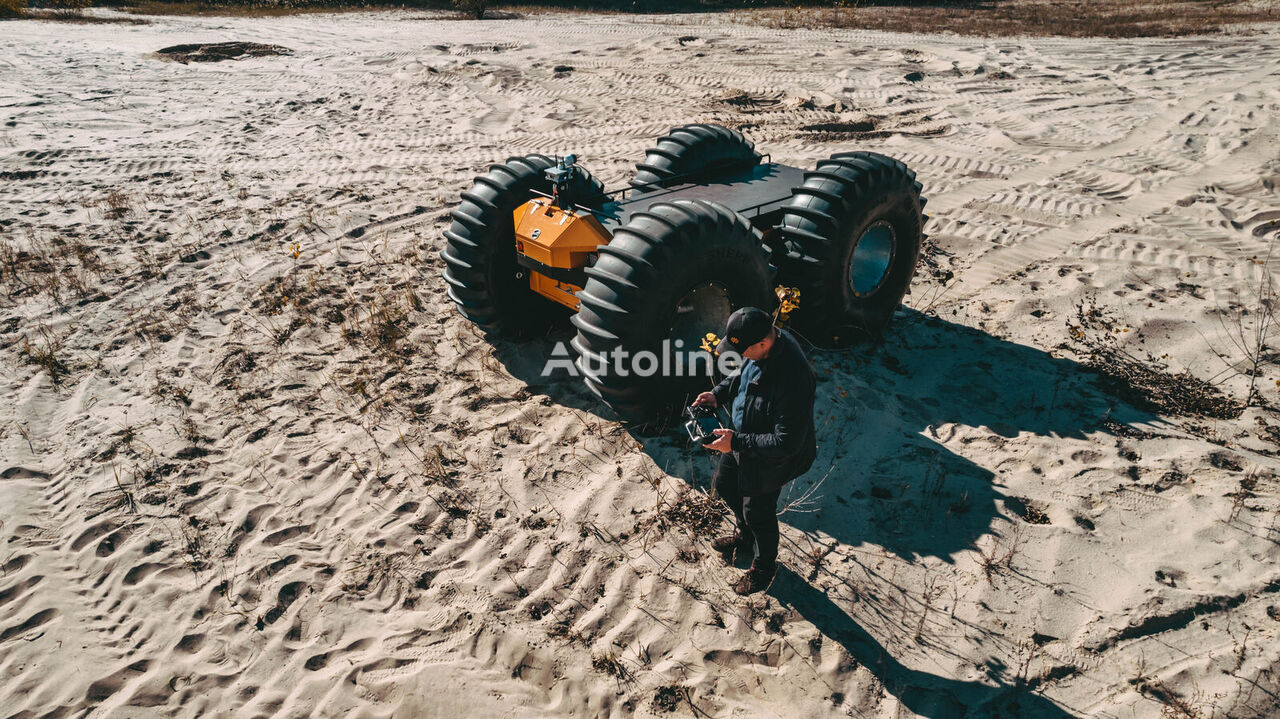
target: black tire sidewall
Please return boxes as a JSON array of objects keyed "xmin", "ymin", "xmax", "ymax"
[
  {"xmin": 444, "ymin": 157, "xmax": 606, "ymax": 337},
  {"xmin": 829, "ymin": 185, "xmax": 922, "ymax": 334},
  {"xmin": 487, "ymin": 203, "xmax": 562, "ymax": 334},
  {"xmin": 574, "ymin": 202, "xmax": 774, "ymax": 421},
  {"xmin": 632, "ymin": 124, "xmax": 761, "ymax": 190}
]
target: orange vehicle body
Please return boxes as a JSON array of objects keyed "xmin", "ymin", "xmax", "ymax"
[{"xmin": 513, "ymin": 198, "xmax": 612, "ymax": 311}]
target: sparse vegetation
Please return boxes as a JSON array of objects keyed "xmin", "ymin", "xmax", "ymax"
[
  {"xmin": 591, "ymin": 651, "xmax": 634, "ymax": 685},
  {"xmin": 334, "ymin": 289, "xmax": 415, "ymax": 358},
  {"xmin": 0, "ymin": 0, "xmax": 27, "ymax": 18},
  {"xmin": 1206, "ymin": 251, "xmax": 1280, "ymax": 408},
  {"xmin": 451, "ymin": 0, "xmax": 486, "ymax": 18},
  {"xmin": 1068, "ymin": 297, "xmax": 1243, "ymax": 419},
  {"xmin": 19, "ymin": 328, "xmax": 70, "ymax": 386},
  {"xmin": 47, "ymin": 0, "xmax": 91, "ymax": 14},
  {"xmin": 1, "ymin": 234, "xmax": 109, "ymax": 305},
  {"xmin": 152, "ymin": 370, "xmax": 193, "ymax": 407},
  {"xmin": 736, "ymin": 0, "xmax": 1280, "ymax": 38},
  {"xmin": 652, "ymin": 685, "xmax": 692, "ymax": 713},
  {"xmin": 1130, "ymin": 670, "xmax": 1209, "ymax": 719},
  {"xmin": 98, "ymin": 0, "xmax": 1280, "ymax": 37},
  {"xmin": 1226, "ymin": 468, "xmax": 1260, "ymax": 523},
  {"xmin": 657, "ymin": 488, "xmax": 724, "ymax": 536},
  {"xmin": 111, "ymin": 462, "xmax": 138, "ymax": 514},
  {"xmin": 974, "ymin": 527, "xmax": 1023, "ymax": 582}
]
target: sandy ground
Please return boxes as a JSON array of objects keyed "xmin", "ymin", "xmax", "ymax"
[{"xmin": 3, "ymin": 9, "xmax": 1280, "ymax": 719}]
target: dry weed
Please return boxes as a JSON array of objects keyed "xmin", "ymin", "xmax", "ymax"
[
  {"xmin": 19, "ymin": 327, "xmax": 70, "ymax": 386},
  {"xmin": 1068, "ymin": 297, "xmax": 1242, "ymax": 419},
  {"xmin": 1226, "ymin": 468, "xmax": 1260, "ymax": 523},
  {"xmin": 1130, "ymin": 667, "xmax": 1211, "ymax": 719},
  {"xmin": 974, "ymin": 527, "xmax": 1023, "ymax": 582},
  {"xmin": 737, "ymin": 0, "xmax": 1279, "ymax": 38},
  {"xmin": 656, "ymin": 488, "xmax": 726, "ymax": 537},
  {"xmin": 591, "ymin": 651, "xmax": 635, "ymax": 685},
  {"xmin": 125, "ymin": 1, "xmax": 371, "ymax": 17},
  {"xmin": 0, "ymin": 0, "xmax": 26, "ymax": 18},
  {"xmin": 1, "ymin": 234, "xmax": 109, "ymax": 304}
]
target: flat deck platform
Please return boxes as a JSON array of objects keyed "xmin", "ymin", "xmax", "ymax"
[{"xmin": 593, "ymin": 163, "xmax": 808, "ymax": 229}]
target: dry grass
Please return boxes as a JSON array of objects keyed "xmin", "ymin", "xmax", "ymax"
[
  {"xmin": 124, "ymin": 1, "xmax": 407, "ymax": 16},
  {"xmin": 737, "ymin": 0, "xmax": 1280, "ymax": 38},
  {"xmin": 337, "ymin": 290, "xmax": 415, "ymax": 357},
  {"xmin": 89, "ymin": 0, "xmax": 1280, "ymax": 36},
  {"xmin": 657, "ymin": 488, "xmax": 725, "ymax": 536},
  {"xmin": 975, "ymin": 527, "xmax": 1023, "ymax": 582},
  {"xmin": 1226, "ymin": 468, "xmax": 1259, "ymax": 523},
  {"xmin": 1130, "ymin": 670, "xmax": 1210, "ymax": 718},
  {"xmin": 19, "ymin": 328, "xmax": 70, "ymax": 387},
  {"xmin": 591, "ymin": 651, "xmax": 635, "ymax": 684},
  {"xmin": 1068, "ymin": 298, "xmax": 1244, "ymax": 419},
  {"xmin": 0, "ymin": 0, "xmax": 26, "ymax": 18},
  {"xmin": 1, "ymin": 234, "xmax": 110, "ymax": 305}
]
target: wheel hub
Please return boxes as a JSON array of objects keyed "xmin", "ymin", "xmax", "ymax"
[
  {"xmin": 849, "ymin": 221, "xmax": 895, "ymax": 297},
  {"xmin": 671, "ymin": 282, "xmax": 732, "ymax": 351}
]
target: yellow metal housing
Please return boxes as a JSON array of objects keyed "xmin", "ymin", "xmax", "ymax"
[{"xmin": 513, "ymin": 198, "xmax": 611, "ymax": 310}]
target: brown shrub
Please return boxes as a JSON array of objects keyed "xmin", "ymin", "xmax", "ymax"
[
  {"xmin": 452, "ymin": 0, "xmax": 487, "ymax": 18},
  {"xmin": 0, "ymin": 0, "xmax": 26, "ymax": 17},
  {"xmin": 47, "ymin": 0, "xmax": 92, "ymax": 12}
]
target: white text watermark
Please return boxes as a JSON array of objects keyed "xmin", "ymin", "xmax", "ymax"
[{"xmin": 542, "ymin": 340, "xmax": 741, "ymax": 378}]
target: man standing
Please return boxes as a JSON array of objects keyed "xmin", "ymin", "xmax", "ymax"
[{"xmin": 693, "ymin": 307, "xmax": 817, "ymax": 595}]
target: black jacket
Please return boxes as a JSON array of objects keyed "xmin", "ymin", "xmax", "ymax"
[{"xmin": 712, "ymin": 329, "xmax": 817, "ymax": 495}]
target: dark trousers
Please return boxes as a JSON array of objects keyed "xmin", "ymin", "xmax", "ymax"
[{"xmin": 713, "ymin": 453, "xmax": 781, "ymax": 569}]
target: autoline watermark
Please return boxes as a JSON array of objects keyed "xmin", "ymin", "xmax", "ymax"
[{"xmin": 543, "ymin": 340, "xmax": 741, "ymax": 378}]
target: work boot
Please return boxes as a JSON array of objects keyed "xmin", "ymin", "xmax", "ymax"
[
  {"xmin": 732, "ymin": 562, "xmax": 776, "ymax": 596},
  {"xmin": 716, "ymin": 532, "xmax": 747, "ymax": 547},
  {"xmin": 711, "ymin": 533, "xmax": 745, "ymax": 553}
]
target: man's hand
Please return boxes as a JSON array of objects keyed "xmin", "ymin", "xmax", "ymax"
[
  {"xmin": 704, "ymin": 428, "xmax": 734, "ymax": 453},
  {"xmin": 693, "ymin": 391, "xmax": 717, "ymax": 408}
]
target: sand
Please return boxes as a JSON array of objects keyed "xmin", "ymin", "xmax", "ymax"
[{"xmin": 2, "ymin": 8, "xmax": 1280, "ymax": 718}]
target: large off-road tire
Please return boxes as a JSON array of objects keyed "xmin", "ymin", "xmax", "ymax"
[
  {"xmin": 774, "ymin": 151, "xmax": 926, "ymax": 345},
  {"xmin": 571, "ymin": 200, "xmax": 774, "ymax": 424},
  {"xmin": 441, "ymin": 155, "xmax": 606, "ymax": 336},
  {"xmin": 630, "ymin": 123, "xmax": 762, "ymax": 191}
]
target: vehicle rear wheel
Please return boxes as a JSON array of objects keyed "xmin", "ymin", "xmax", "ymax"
[
  {"xmin": 441, "ymin": 155, "xmax": 606, "ymax": 336},
  {"xmin": 774, "ymin": 151, "xmax": 926, "ymax": 345},
  {"xmin": 630, "ymin": 123, "xmax": 762, "ymax": 191},
  {"xmin": 572, "ymin": 199, "xmax": 774, "ymax": 424}
]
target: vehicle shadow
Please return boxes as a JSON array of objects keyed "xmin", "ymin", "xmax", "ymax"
[
  {"xmin": 751, "ymin": 306, "xmax": 1157, "ymax": 563},
  {"xmin": 495, "ymin": 307, "xmax": 1155, "ymax": 563},
  {"xmin": 490, "ymin": 308, "xmax": 1152, "ymax": 718}
]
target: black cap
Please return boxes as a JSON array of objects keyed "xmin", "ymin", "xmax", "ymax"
[{"xmin": 717, "ymin": 307, "xmax": 774, "ymax": 354}]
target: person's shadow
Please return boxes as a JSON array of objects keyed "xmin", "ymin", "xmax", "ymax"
[
  {"xmin": 769, "ymin": 566, "xmax": 1078, "ymax": 718},
  {"xmin": 490, "ymin": 307, "xmax": 1157, "ymax": 718}
]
